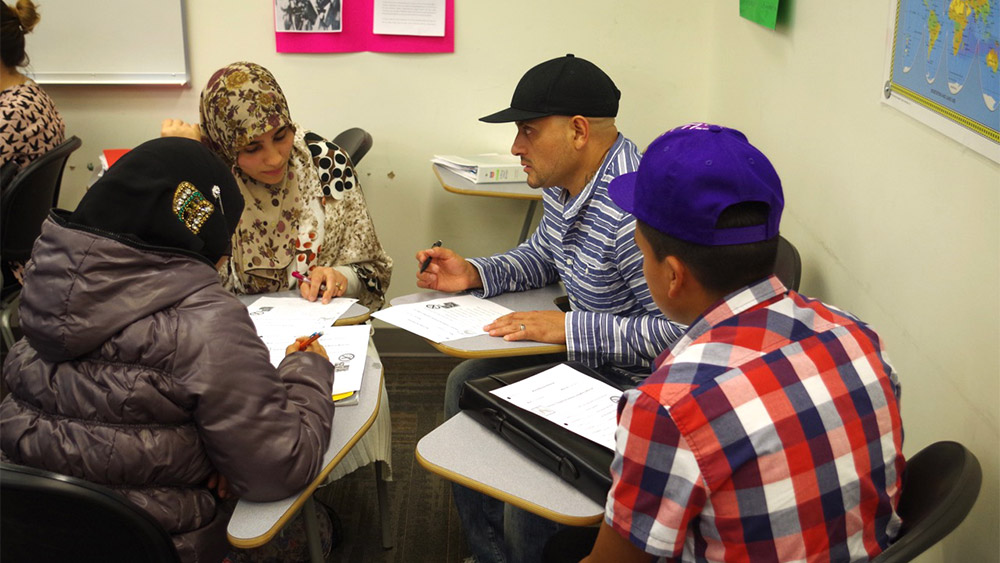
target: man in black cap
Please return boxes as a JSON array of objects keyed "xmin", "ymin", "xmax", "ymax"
[{"xmin": 416, "ymin": 55, "xmax": 685, "ymax": 563}]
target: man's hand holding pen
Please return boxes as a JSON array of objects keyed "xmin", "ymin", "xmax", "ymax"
[{"xmin": 415, "ymin": 243, "xmax": 484, "ymax": 293}]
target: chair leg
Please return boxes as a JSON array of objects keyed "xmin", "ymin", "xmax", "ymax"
[
  {"xmin": 302, "ymin": 496, "xmax": 326, "ymax": 563},
  {"xmin": 375, "ymin": 461, "xmax": 394, "ymax": 549}
]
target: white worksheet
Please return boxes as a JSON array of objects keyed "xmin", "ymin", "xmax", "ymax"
[
  {"xmin": 246, "ymin": 295, "xmax": 358, "ymax": 366},
  {"xmin": 373, "ymin": 0, "xmax": 445, "ymax": 37},
  {"xmin": 489, "ymin": 363, "xmax": 621, "ymax": 451},
  {"xmin": 317, "ymin": 325, "xmax": 371, "ymax": 396},
  {"xmin": 371, "ymin": 294, "xmax": 513, "ymax": 343}
]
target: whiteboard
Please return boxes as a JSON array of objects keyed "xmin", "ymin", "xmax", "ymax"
[{"xmin": 23, "ymin": 0, "xmax": 188, "ymax": 85}]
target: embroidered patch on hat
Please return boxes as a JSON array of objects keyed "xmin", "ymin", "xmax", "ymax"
[{"xmin": 173, "ymin": 181, "xmax": 215, "ymax": 234}]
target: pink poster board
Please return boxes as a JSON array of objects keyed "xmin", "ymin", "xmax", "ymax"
[{"xmin": 276, "ymin": 0, "xmax": 454, "ymax": 54}]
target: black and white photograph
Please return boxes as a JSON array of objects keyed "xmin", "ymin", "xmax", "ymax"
[{"xmin": 274, "ymin": 0, "xmax": 342, "ymax": 32}]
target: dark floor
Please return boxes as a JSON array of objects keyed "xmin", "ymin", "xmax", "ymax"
[{"xmin": 315, "ymin": 355, "xmax": 471, "ymax": 563}]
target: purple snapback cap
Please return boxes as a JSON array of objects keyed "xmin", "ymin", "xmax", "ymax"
[{"xmin": 609, "ymin": 123, "xmax": 783, "ymax": 246}]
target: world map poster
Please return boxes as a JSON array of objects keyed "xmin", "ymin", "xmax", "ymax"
[{"xmin": 884, "ymin": 0, "xmax": 1000, "ymax": 162}]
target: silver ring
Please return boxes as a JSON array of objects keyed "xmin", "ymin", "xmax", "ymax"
[{"xmin": 519, "ymin": 324, "xmax": 526, "ymax": 332}]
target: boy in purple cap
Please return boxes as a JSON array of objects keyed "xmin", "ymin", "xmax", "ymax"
[{"xmin": 574, "ymin": 123, "xmax": 905, "ymax": 562}]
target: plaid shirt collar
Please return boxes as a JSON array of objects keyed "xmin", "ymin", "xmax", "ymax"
[{"xmin": 655, "ymin": 275, "xmax": 788, "ymax": 369}]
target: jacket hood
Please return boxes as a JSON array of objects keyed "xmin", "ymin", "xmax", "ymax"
[{"xmin": 18, "ymin": 214, "xmax": 223, "ymax": 362}]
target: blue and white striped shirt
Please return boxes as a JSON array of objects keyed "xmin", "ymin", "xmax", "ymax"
[{"xmin": 469, "ymin": 134, "xmax": 685, "ymax": 370}]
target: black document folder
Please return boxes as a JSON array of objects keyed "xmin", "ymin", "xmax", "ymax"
[{"xmin": 459, "ymin": 361, "xmax": 627, "ymax": 505}]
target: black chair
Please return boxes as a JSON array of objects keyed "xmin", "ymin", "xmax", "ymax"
[
  {"xmin": 774, "ymin": 235, "xmax": 802, "ymax": 291},
  {"xmin": 333, "ymin": 127, "xmax": 373, "ymax": 165},
  {"xmin": 0, "ymin": 159, "xmax": 18, "ymax": 191},
  {"xmin": 1, "ymin": 462, "xmax": 181, "ymax": 563},
  {"xmin": 543, "ymin": 442, "xmax": 983, "ymax": 562},
  {"xmin": 1, "ymin": 136, "xmax": 81, "ymax": 349},
  {"xmin": 872, "ymin": 441, "xmax": 982, "ymax": 562}
]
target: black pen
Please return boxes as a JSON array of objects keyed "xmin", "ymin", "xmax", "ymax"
[{"xmin": 419, "ymin": 240, "xmax": 443, "ymax": 273}]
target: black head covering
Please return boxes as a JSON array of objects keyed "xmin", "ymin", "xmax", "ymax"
[{"xmin": 70, "ymin": 137, "xmax": 245, "ymax": 266}]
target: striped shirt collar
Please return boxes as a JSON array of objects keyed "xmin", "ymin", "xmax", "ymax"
[{"xmin": 557, "ymin": 133, "xmax": 626, "ymax": 212}]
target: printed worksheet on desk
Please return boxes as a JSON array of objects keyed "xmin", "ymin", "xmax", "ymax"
[
  {"xmin": 490, "ymin": 363, "xmax": 620, "ymax": 451},
  {"xmin": 318, "ymin": 324, "xmax": 370, "ymax": 397},
  {"xmin": 247, "ymin": 295, "xmax": 358, "ymax": 366},
  {"xmin": 372, "ymin": 294, "xmax": 513, "ymax": 343}
]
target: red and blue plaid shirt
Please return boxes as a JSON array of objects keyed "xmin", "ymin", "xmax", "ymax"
[{"xmin": 605, "ymin": 275, "xmax": 904, "ymax": 562}]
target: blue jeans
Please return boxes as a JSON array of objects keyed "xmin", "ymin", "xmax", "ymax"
[{"xmin": 444, "ymin": 356, "xmax": 566, "ymax": 563}]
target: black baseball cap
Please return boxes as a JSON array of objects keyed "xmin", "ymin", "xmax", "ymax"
[{"xmin": 479, "ymin": 54, "xmax": 621, "ymax": 123}]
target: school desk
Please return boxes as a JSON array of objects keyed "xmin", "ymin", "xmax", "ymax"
[
  {"xmin": 433, "ymin": 163, "xmax": 540, "ymax": 244},
  {"xmin": 416, "ymin": 412, "xmax": 604, "ymax": 526},
  {"xmin": 389, "ymin": 284, "xmax": 568, "ymax": 358},
  {"xmin": 226, "ymin": 338, "xmax": 391, "ymax": 561},
  {"xmin": 238, "ymin": 292, "xmax": 389, "ymax": 482},
  {"xmin": 231, "ymin": 292, "xmax": 393, "ymax": 559}
]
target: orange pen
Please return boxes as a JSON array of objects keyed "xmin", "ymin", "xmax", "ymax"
[{"xmin": 298, "ymin": 331, "xmax": 323, "ymax": 351}]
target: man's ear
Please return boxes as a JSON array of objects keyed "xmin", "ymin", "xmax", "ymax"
[
  {"xmin": 665, "ymin": 255, "xmax": 686, "ymax": 299},
  {"xmin": 569, "ymin": 115, "xmax": 590, "ymax": 149}
]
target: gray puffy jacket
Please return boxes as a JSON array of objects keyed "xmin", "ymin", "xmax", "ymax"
[{"xmin": 1, "ymin": 214, "xmax": 335, "ymax": 562}]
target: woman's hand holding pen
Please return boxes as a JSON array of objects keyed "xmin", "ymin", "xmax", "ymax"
[
  {"xmin": 286, "ymin": 334, "xmax": 329, "ymax": 360},
  {"xmin": 160, "ymin": 118, "xmax": 203, "ymax": 142},
  {"xmin": 415, "ymin": 245, "xmax": 483, "ymax": 293},
  {"xmin": 296, "ymin": 267, "xmax": 348, "ymax": 304}
]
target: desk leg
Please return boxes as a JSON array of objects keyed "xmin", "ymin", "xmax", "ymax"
[
  {"xmin": 518, "ymin": 200, "xmax": 539, "ymax": 245},
  {"xmin": 302, "ymin": 496, "xmax": 325, "ymax": 563},
  {"xmin": 376, "ymin": 461, "xmax": 394, "ymax": 549}
]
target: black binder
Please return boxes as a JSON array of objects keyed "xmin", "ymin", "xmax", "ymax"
[{"xmin": 459, "ymin": 361, "xmax": 628, "ymax": 505}]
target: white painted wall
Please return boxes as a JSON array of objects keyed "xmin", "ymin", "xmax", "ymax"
[
  {"xmin": 34, "ymin": 2, "xmax": 998, "ymax": 560},
  {"xmin": 45, "ymin": 1, "xmax": 712, "ymax": 290},
  {"xmin": 703, "ymin": 3, "xmax": 999, "ymax": 561}
]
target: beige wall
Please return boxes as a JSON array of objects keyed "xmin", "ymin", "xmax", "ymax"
[
  {"xmin": 38, "ymin": 2, "xmax": 998, "ymax": 560},
  {"xmin": 702, "ymin": 3, "xmax": 999, "ymax": 561}
]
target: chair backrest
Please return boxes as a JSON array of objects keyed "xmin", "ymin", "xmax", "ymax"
[
  {"xmin": 774, "ymin": 235, "xmax": 802, "ymax": 291},
  {"xmin": 0, "ymin": 158, "xmax": 18, "ymax": 190},
  {"xmin": 332, "ymin": 127, "xmax": 373, "ymax": 165},
  {"xmin": 872, "ymin": 441, "xmax": 982, "ymax": 562},
  {"xmin": 1, "ymin": 462, "xmax": 181, "ymax": 563},
  {"xmin": 1, "ymin": 135, "xmax": 82, "ymax": 266}
]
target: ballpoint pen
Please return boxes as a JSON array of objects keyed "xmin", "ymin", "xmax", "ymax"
[
  {"xmin": 419, "ymin": 240, "xmax": 443, "ymax": 273},
  {"xmin": 292, "ymin": 270, "xmax": 327, "ymax": 291},
  {"xmin": 298, "ymin": 331, "xmax": 323, "ymax": 351}
]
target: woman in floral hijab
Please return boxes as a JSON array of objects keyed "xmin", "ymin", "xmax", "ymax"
[{"xmin": 162, "ymin": 62, "xmax": 392, "ymax": 309}]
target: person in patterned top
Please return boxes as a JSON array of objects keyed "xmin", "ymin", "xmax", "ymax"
[
  {"xmin": 1, "ymin": 0, "xmax": 66, "ymax": 178},
  {"xmin": 575, "ymin": 123, "xmax": 905, "ymax": 562},
  {"xmin": 161, "ymin": 61, "xmax": 392, "ymax": 310}
]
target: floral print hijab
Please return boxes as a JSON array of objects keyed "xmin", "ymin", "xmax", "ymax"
[{"xmin": 199, "ymin": 62, "xmax": 321, "ymax": 293}]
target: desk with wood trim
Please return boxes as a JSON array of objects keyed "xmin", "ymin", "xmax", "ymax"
[
  {"xmin": 227, "ymin": 339, "xmax": 390, "ymax": 561},
  {"xmin": 230, "ymin": 293, "xmax": 392, "ymax": 561},
  {"xmin": 389, "ymin": 284, "xmax": 568, "ymax": 359},
  {"xmin": 416, "ymin": 412, "xmax": 603, "ymax": 526},
  {"xmin": 433, "ymin": 163, "xmax": 541, "ymax": 244}
]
